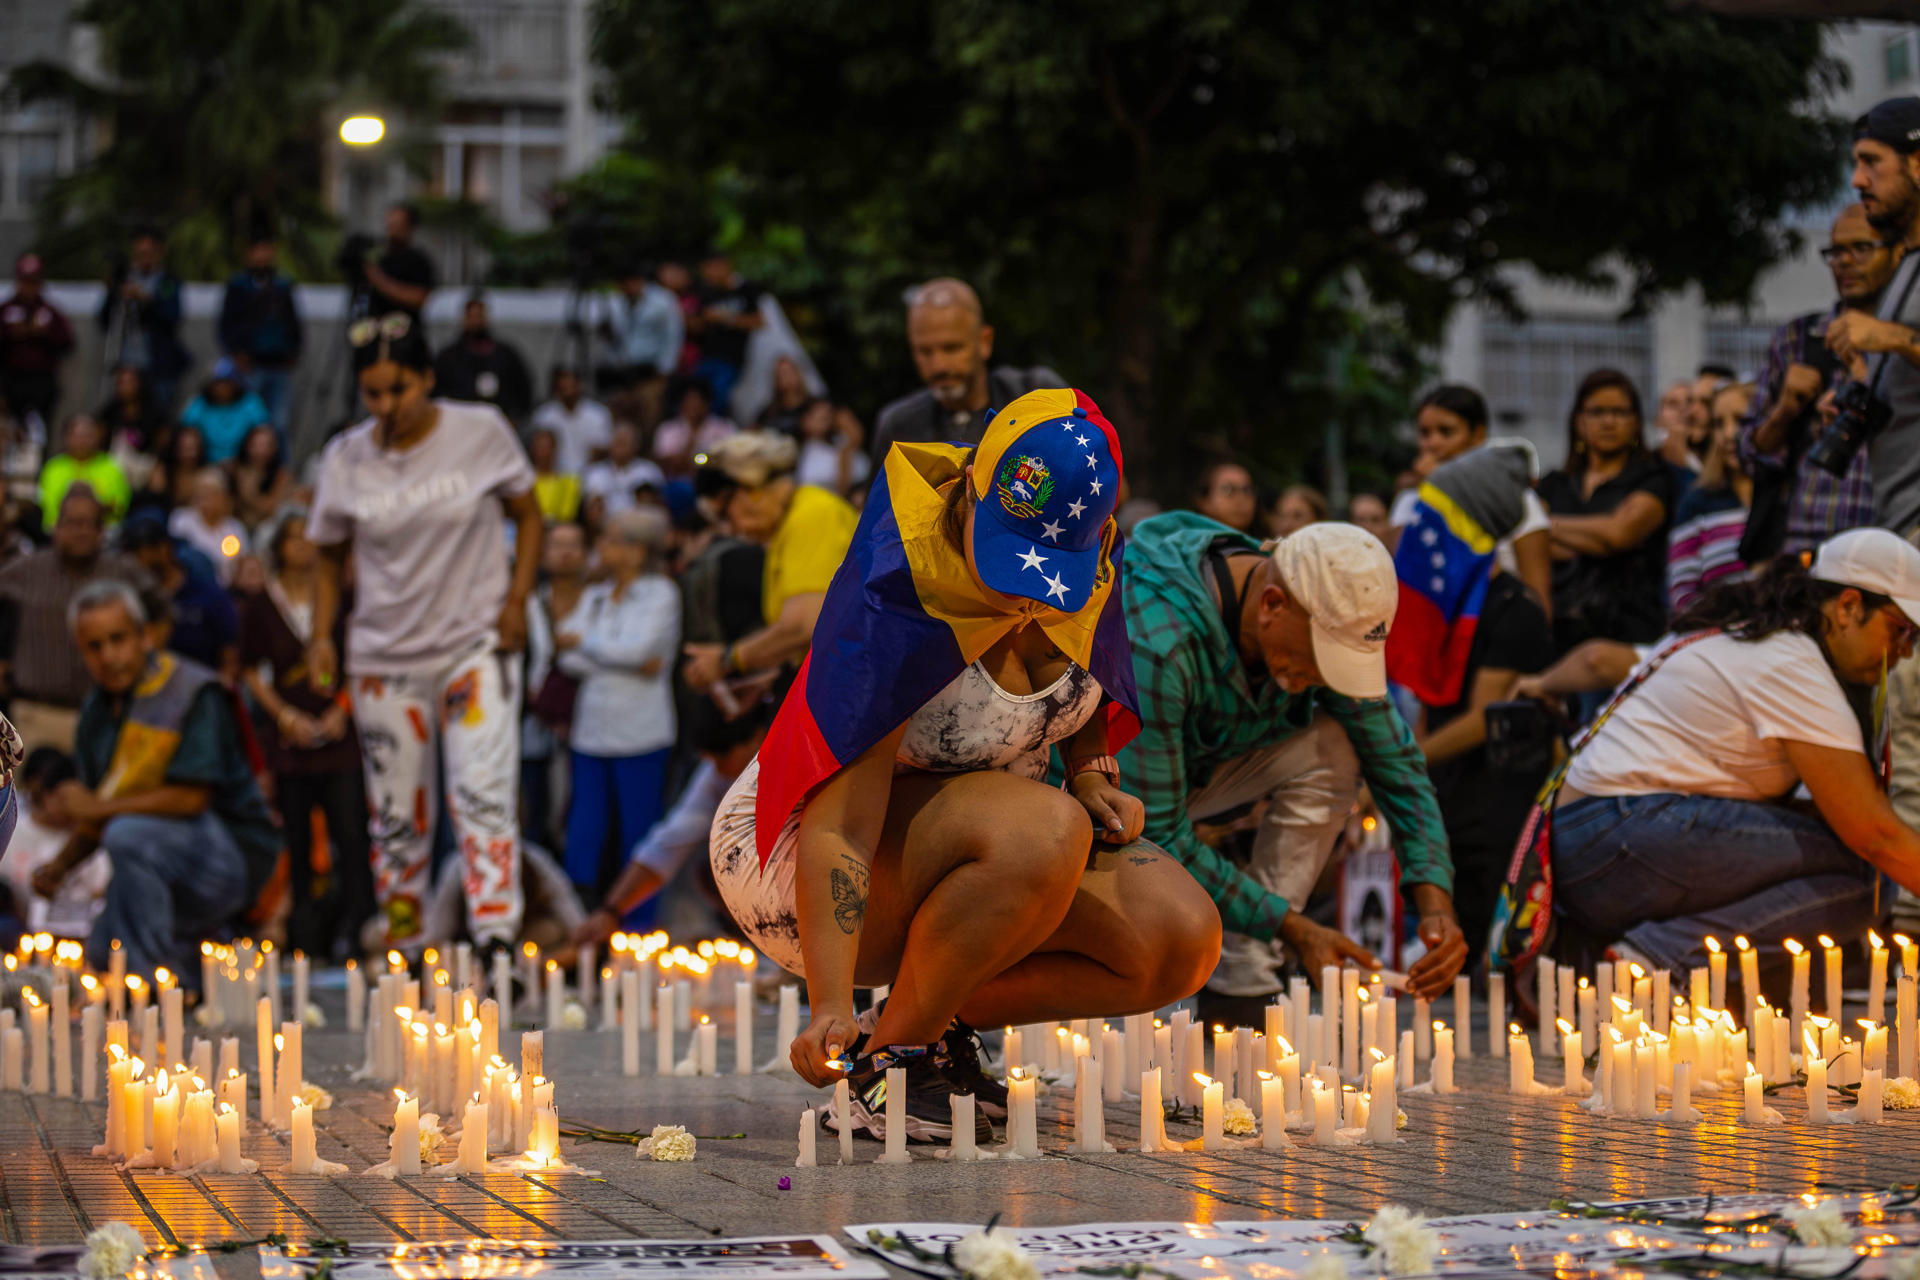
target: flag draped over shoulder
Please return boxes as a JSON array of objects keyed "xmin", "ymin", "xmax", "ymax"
[{"xmin": 753, "ymin": 441, "xmax": 1141, "ymax": 867}]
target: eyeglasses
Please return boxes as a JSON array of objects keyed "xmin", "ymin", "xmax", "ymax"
[
  {"xmin": 349, "ymin": 313, "xmax": 413, "ymax": 347},
  {"xmin": 1819, "ymin": 240, "xmax": 1891, "ymax": 264}
]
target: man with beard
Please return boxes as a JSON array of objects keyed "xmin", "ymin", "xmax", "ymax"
[{"xmin": 868, "ymin": 279, "xmax": 1065, "ymax": 460}]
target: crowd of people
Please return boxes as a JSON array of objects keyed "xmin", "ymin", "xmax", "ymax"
[{"xmin": 6, "ymin": 98, "xmax": 1920, "ymax": 1147}]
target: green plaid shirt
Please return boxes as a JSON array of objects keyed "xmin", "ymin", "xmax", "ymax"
[{"xmin": 1118, "ymin": 512, "xmax": 1453, "ymax": 939}]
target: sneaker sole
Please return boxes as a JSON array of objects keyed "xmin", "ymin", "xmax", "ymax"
[{"xmin": 829, "ymin": 1095, "xmax": 993, "ymax": 1145}]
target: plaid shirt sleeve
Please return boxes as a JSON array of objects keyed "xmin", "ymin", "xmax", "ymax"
[
  {"xmin": 1738, "ymin": 316, "xmax": 1801, "ymax": 470},
  {"xmin": 1123, "ymin": 616, "xmax": 1293, "ymax": 941},
  {"xmin": 1319, "ymin": 691, "xmax": 1454, "ymax": 897}
]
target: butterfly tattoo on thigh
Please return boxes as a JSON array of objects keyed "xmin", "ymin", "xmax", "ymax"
[{"xmin": 831, "ymin": 855, "xmax": 870, "ymax": 935}]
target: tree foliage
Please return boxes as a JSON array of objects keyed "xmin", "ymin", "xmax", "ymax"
[
  {"xmin": 590, "ymin": 0, "xmax": 1843, "ymax": 494},
  {"xmin": 9, "ymin": 0, "xmax": 468, "ymax": 280}
]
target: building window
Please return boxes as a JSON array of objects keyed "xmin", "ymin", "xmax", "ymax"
[
  {"xmin": 1889, "ymin": 31, "xmax": 1914, "ymax": 87},
  {"xmin": 1481, "ymin": 315, "xmax": 1656, "ymax": 451}
]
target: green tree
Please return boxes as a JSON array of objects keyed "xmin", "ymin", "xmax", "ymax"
[
  {"xmin": 591, "ymin": 0, "xmax": 1843, "ymax": 493},
  {"xmin": 9, "ymin": 0, "xmax": 468, "ymax": 279}
]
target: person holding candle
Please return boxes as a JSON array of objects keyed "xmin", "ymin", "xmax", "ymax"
[
  {"xmin": 304, "ymin": 313, "xmax": 544, "ymax": 960},
  {"xmin": 709, "ymin": 390, "xmax": 1219, "ymax": 1143},
  {"xmin": 1114, "ymin": 506, "xmax": 1469, "ymax": 1028},
  {"xmin": 28, "ymin": 581, "xmax": 277, "ymax": 986},
  {"xmin": 1511, "ymin": 529, "xmax": 1920, "ymax": 981}
]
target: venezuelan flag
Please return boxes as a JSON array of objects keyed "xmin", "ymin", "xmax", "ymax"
[
  {"xmin": 753, "ymin": 432, "xmax": 1141, "ymax": 868},
  {"xmin": 1385, "ymin": 481, "xmax": 1496, "ymax": 707}
]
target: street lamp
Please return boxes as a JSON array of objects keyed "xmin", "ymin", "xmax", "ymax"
[{"xmin": 339, "ymin": 115, "xmax": 385, "ymax": 146}]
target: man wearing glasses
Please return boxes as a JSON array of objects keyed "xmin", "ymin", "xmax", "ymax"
[{"xmin": 1735, "ymin": 202, "xmax": 1893, "ymax": 564}]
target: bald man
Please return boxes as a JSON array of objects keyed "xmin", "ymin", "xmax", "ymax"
[{"xmin": 869, "ymin": 277, "xmax": 1065, "ymax": 459}]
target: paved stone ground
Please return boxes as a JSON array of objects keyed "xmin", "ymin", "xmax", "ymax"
[{"xmin": 2, "ymin": 989, "xmax": 1915, "ymax": 1269}]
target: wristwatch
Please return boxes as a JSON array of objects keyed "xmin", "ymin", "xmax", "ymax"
[{"xmin": 1068, "ymin": 754, "xmax": 1120, "ymax": 786}]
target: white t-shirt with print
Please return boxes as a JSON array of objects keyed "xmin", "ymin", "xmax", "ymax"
[
  {"xmin": 1565, "ymin": 630, "xmax": 1865, "ymax": 802},
  {"xmin": 1392, "ymin": 486, "xmax": 1549, "ymax": 577},
  {"xmin": 307, "ymin": 400, "xmax": 535, "ymax": 673},
  {"xmin": 530, "ymin": 398, "xmax": 613, "ymax": 475}
]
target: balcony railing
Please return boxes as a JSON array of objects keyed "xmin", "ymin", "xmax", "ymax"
[{"xmin": 429, "ymin": 0, "xmax": 569, "ymax": 83}]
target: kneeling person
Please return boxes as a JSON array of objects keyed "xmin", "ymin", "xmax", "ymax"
[
  {"xmin": 711, "ymin": 390, "xmax": 1221, "ymax": 1143},
  {"xmin": 32, "ymin": 581, "xmax": 277, "ymax": 984}
]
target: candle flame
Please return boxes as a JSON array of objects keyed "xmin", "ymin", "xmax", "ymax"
[
  {"xmin": 394, "ymin": 1087, "xmax": 408, "ymax": 1101},
  {"xmin": 433, "ymin": 970, "xmax": 449, "ymax": 986},
  {"xmin": 423, "ymin": 948, "xmax": 439, "ymax": 965},
  {"xmin": 1704, "ymin": 936, "xmax": 1722, "ymax": 955},
  {"xmin": 1869, "ymin": 929, "xmax": 1885, "ymax": 950},
  {"xmin": 393, "ymin": 1007, "xmax": 413, "ymax": 1020},
  {"xmin": 274, "ymin": 1034, "xmax": 283, "ymax": 1050},
  {"xmin": 824, "ymin": 1057, "xmax": 849, "ymax": 1072},
  {"xmin": 1369, "ymin": 1047, "xmax": 1385, "ymax": 1063},
  {"xmin": 1578, "ymin": 977, "xmax": 1589, "ymax": 989},
  {"xmin": 1784, "ymin": 939, "xmax": 1805, "ymax": 956},
  {"xmin": 345, "ymin": 959, "xmax": 358, "ymax": 973},
  {"xmin": 108, "ymin": 1044, "xmax": 125, "ymax": 1063},
  {"xmin": 1898, "ymin": 934, "xmax": 1914, "ymax": 949},
  {"xmin": 388, "ymin": 950, "xmax": 404, "ymax": 969},
  {"xmin": 1277, "ymin": 1035, "xmax": 1294, "ymax": 1055},
  {"xmin": 129, "ymin": 1057, "xmax": 145, "ymax": 1076},
  {"xmin": 697, "ymin": 940, "xmax": 716, "ymax": 960},
  {"xmin": 740, "ymin": 948, "xmax": 756, "ymax": 966},
  {"xmin": 1612, "ymin": 995, "xmax": 1633, "ymax": 1014},
  {"xmin": 1257, "ymin": 1069, "xmax": 1273, "ymax": 1081},
  {"xmin": 201, "ymin": 942, "xmax": 213, "ymax": 957},
  {"xmin": 1608, "ymin": 1028, "xmax": 1622, "ymax": 1044},
  {"xmin": 1509, "ymin": 1023, "xmax": 1522, "ymax": 1036},
  {"xmin": 1859, "ymin": 1018, "xmax": 1880, "ymax": 1033},
  {"xmin": 1556, "ymin": 1018, "xmax": 1573, "ymax": 1035},
  {"xmin": 1818, "ymin": 934, "xmax": 1836, "ymax": 949},
  {"xmin": 125, "ymin": 975, "xmax": 143, "ymax": 992},
  {"xmin": 22, "ymin": 988, "xmax": 39, "ymax": 1007},
  {"xmin": 1810, "ymin": 1015, "xmax": 1832, "ymax": 1029},
  {"xmin": 546, "ymin": 959, "xmax": 557, "ymax": 972},
  {"xmin": 1746, "ymin": 1061, "xmax": 1759, "ymax": 1078},
  {"xmin": 218, "ymin": 1103, "xmax": 233, "ymax": 1117},
  {"xmin": 411, "ymin": 1022, "xmax": 428, "ymax": 1036},
  {"xmin": 1734, "ymin": 935, "xmax": 1751, "ymax": 952},
  {"xmin": 1009, "ymin": 1066, "xmax": 1026, "ymax": 1082},
  {"xmin": 154, "ymin": 967, "xmax": 172, "ymax": 986},
  {"xmin": 1192, "ymin": 1072, "xmax": 1215, "ymax": 1087},
  {"xmin": 699, "ymin": 1014, "xmax": 710, "ymax": 1026},
  {"xmin": 82, "ymin": 975, "xmax": 97, "ymax": 991},
  {"xmin": 1629, "ymin": 963, "xmax": 1645, "ymax": 979},
  {"xmin": 522, "ymin": 942, "xmax": 538, "ymax": 958}
]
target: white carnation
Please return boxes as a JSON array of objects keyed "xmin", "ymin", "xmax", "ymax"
[
  {"xmin": 1885, "ymin": 1076, "xmax": 1920, "ymax": 1109},
  {"xmin": 1221, "ymin": 1097, "xmax": 1256, "ymax": 1136},
  {"xmin": 1784, "ymin": 1201, "xmax": 1851, "ymax": 1249},
  {"xmin": 645, "ymin": 1124, "xmax": 696, "ymax": 1161},
  {"xmin": 304, "ymin": 1002, "xmax": 327, "ymax": 1029},
  {"xmin": 417, "ymin": 1114, "xmax": 444, "ymax": 1167},
  {"xmin": 951, "ymin": 1227, "xmax": 1040, "ymax": 1280},
  {"xmin": 561, "ymin": 1001, "xmax": 589, "ymax": 1031},
  {"xmin": 80, "ymin": 1222, "xmax": 145, "ymax": 1279},
  {"xmin": 298, "ymin": 1082, "xmax": 333, "ymax": 1110},
  {"xmin": 1364, "ymin": 1205, "xmax": 1439, "ymax": 1276},
  {"xmin": 1302, "ymin": 1250, "xmax": 1348, "ymax": 1280}
]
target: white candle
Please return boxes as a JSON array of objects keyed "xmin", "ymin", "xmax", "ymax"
[
  {"xmin": 1784, "ymin": 939, "xmax": 1810, "ymax": 1050},
  {"xmin": 103, "ymin": 1050, "xmax": 129, "ymax": 1157},
  {"xmin": 656, "ymin": 985, "xmax": 675, "ymax": 1075},
  {"xmin": 674, "ymin": 979, "xmax": 692, "ymax": 1032},
  {"xmin": 122, "ymin": 1068, "xmax": 148, "ymax": 1161},
  {"xmin": 280, "ymin": 1022, "xmax": 303, "ymax": 1129},
  {"xmin": 1742, "ymin": 1062, "xmax": 1768, "ymax": 1124},
  {"xmin": 767, "ymin": 984, "xmax": 797, "ymax": 1070},
  {"xmin": 1358, "ymin": 999, "xmax": 1378, "ymax": 1076},
  {"xmin": 1432, "ymin": 1025, "xmax": 1455, "ymax": 1094},
  {"xmin": 1397, "ymin": 1030, "xmax": 1414, "ymax": 1089},
  {"xmin": 1259, "ymin": 1071, "xmax": 1286, "ymax": 1149},
  {"xmin": 734, "ymin": 981, "xmax": 753, "ymax": 1075},
  {"xmin": 600, "ymin": 967, "xmax": 617, "ymax": 1031},
  {"xmin": 1578, "ymin": 980, "xmax": 1596, "ymax": 1049},
  {"xmin": 1311, "ymin": 1080, "xmax": 1338, "ymax": 1144},
  {"xmin": 1805, "ymin": 1030, "xmax": 1830, "ymax": 1124},
  {"xmin": 1488, "ymin": 974, "xmax": 1506, "ymax": 1058},
  {"xmin": 1753, "ymin": 1004, "xmax": 1775, "ymax": 1081},
  {"xmin": 1105, "ymin": 1027, "xmax": 1127, "ymax": 1101},
  {"xmin": 1859, "ymin": 1067, "xmax": 1884, "ymax": 1123},
  {"xmin": 877, "ymin": 1066, "xmax": 910, "ymax": 1163},
  {"xmin": 1341, "ymin": 969, "xmax": 1361, "ymax": 1080},
  {"xmin": 1367, "ymin": 1052, "xmax": 1396, "ymax": 1144},
  {"xmin": 1137, "ymin": 1066, "xmax": 1167, "ymax": 1152},
  {"xmin": 392, "ymin": 1091, "xmax": 421, "ymax": 1174},
  {"xmin": 1820, "ymin": 934, "xmax": 1843, "ymax": 1020},
  {"xmin": 1899, "ymin": 974, "xmax": 1917, "ymax": 1081},
  {"xmin": 577, "ymin": 945, "xmax": 596, "ymax": 1022},
  {"xmin": 255, "ymin": 996, "xmax": 275, "ymax": 1127},
  {"xmin": 1669, "ymin": 1060, "xmax": 1692, "ymax": 1123},
  {"xmin": 263, "ymin": 944, "xmax": 281, "ymax": 1024},
  {"xmin": 25, "ymin": 991, "xmax": 47, "ymax": 1094},
  {"xmin": 217, "ymin": 1103, "xmax": 243, "ymax": 1172},
  {"xmin": 1212, "ymin": 1025, "xmax": 1235, "ymax": 1099},
  {"xmin": 1197, "ymin": 1072, "xmax": 1224, "ymax": 1149},
  {"xmin": 80, "ymin": 1004, "xmax": 100, "ymax": 1102},
  {"xmin": 347, "ymin": 961, "xmax": 365, "ymax": 1033},
  {"xmin": 1507, "ymin": 1024, "xmax": 1531, "ymax": 1092},
  {"xmin": 1867, "ymin": 931, "xmax": 1890, "ymax": 1026},
  {"xmin": 492, "ymin": 948, "xmax": 512, "ymax": 1020},
  {"xmin": 520, "ymin": 1031, "xmax": 544, "ymax": 1133},
  {"xmin": 1537, "ymin": 958, "xmax": 1557, "ymax": 1058},
  {"xmin": 836, "ymin": 1077, "xmax": 856, "ymax": 1163},
  {"xmin": 289, "ymin": 1095, "xmax": 316, "ymax": 1173},
  {"xmin": 1452, "ymin": 975, "xmax": 1471, "ymax": 1058},
  {"xmin": 696, "ymin": 1016, "xmax": 718, "ymax": 1076},
  {"xmin": 456, "ymin": 1099, "xmax": 488, "ymax": 1173},
  {"xmin": 950, "ymin": 1093, "xmax": 978, "ymax": 1161},
  {"xmin": 1412, "ymin": 998, "xmax": 1431, "ymax": 1062},
  {"xmin": 1634, "ymin": 1041, "xmax": 1656, "ymax": 1117},
  {"xmin": 1560, "ymin": 1021, "xmax": 1585, "ymax": 1095},
  {"xmin": 621, "ymin": 971, "xmax": 641, "ymax": 1077},
  {"xmin": 544, "ymin": 961, "xmax": 563, "ymax": 1032},
  {"xmin": 1181, "ymin": 1022, "xmax": 1204, "ymax": 1106},
  {"xmin": 1701, "ymin": 937, "xmax": 1724, "ymax": 1011},
  {"xmin": 455, "ymin": 1020, "xmax": 478, "ymax": 1112},
  {"xmin": 1321, "ymin": 965, "xmax": 1340, "ymax": 1068},
  {"xmin": 796, "ymin": 1108, "xmax": 818, "ymax": 1167}
]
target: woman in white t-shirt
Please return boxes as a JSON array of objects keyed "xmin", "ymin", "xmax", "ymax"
[
  {"xmin": 305, "ymin": 314, "xmax": 545, "ymax": 959},
  {"xmin": 1548, "ymin": 528, "xmax": 1920, "ymax": 978},
  {"xmin": 1390, "ymin": 384, "xmax": 1554, "ymax": 614}
]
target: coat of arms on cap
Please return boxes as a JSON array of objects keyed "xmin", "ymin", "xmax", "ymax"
[
  {"xmin": 996, "ymin": 453, "xmax": 1055, "ymax": 519},
  {"xmin": 1364, "ymin": 621, "xmax": 1389, "ymax": 642}
]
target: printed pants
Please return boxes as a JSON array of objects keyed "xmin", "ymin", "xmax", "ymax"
[{"xmin": 352, "ymin": 644, "xmax": 524, "ymax": 948}]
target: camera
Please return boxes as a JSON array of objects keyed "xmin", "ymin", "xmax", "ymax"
[
  {"xmin": 334, "ymin": 232, "xmax": 377, "ymax": 289},
  {"xmin": 1484, "ymin": 699, "xmax": 1567, "ymax": 777},
  {"xmin": 1805, "ymin": 378, "xmax": 1892, "ymax": 476}
]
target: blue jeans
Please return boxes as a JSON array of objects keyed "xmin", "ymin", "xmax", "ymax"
[
  {"xmin": 564, "ymin": 748, "xmax": 669, "ymax": 916},
  {"xmin": 1552, "ymin": 793, "xmax": 1886, "ymax": 977},
  {"xmin": 86, "ymin": 812, "xmax": 248, "ymax": 983},
  {"xmin": 247, "ymin": 366, "xmax": 295, "ymax": 443},
  {"xmin": 694, "ymin": 358, "xmax": 740, "ymax": 417}
]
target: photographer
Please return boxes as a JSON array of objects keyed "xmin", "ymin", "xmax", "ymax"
[
  {"xmin": 1526, "ymin": 532, "xmax": 1920, "ymax": 979},
  {"xmin": 348, "ymin": 203, "xmax": 436, "ymax": 324},
  {"xmin": 1388, "ymin": 448, "xmax": 1554, "ymax": 965}
]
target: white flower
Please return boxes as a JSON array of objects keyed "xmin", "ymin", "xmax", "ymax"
[
  {"xmin": 80, "ymin": 1223, "xmax": 145, "ymax": 1279},
  {"xmin": 304, "ymin": 1002, "xmax": 327, "ymax": 1029},
  {"xmin": 1363, "ymin": 1205, "xmax": 1439, "ymax": 1276},
  {"xmin": 417, "ymin": 1114, "xmax": 444, "ymax": 1167},
  {"xmin": 1396, "ymin": 1108, "xmax": 1408, "ymax": 1131},
  {"xmin": 951, "ymin": 1226, "xmax": 1040, "ymax": 1280},
  {"xmin": 1222, "ymin": 1097, "xmax": 1256, "ymax": 1136},
  {"xmin": 561, "ymin": 1001, "xmax": 589, "ymax": 1031},
  {"xmin": 192, "ymin": 1004, "xmax": 215, "ymax": 1028},
  {"xmin": 1888, "ymin": 1250, "xmax": 1920, "ymax": 1280},
  {"xmin": 1885, "ymin": 1077, "xmax": 1920, "ymax": 1109},
  {"xmin": 645, "ymin": 1124, "xmax": 696, "ymax": 1162},
  {"xmin": 298, "ymin": 1082, "xmax": 333, "ymax": 1111},
  {"xmin": 1302, "ymin": 1250, "xmax": 1348, "ymax": 1280},
  {"xmin": 1784, "ymin": 1200, "xmax": 1851, "ymax": 1249}
]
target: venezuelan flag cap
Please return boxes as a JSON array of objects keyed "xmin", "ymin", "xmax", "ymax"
[{"xmin": 967, "ymin": 388, "xmax": 1122, "ymax": 614}]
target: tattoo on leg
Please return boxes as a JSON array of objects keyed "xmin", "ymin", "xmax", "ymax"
[
  {"xmin": 1129, "ymin": 853, "xmax": 1156, "ymax": 866},
  {"xmin": 830, "ymin": 855, "xmax": 869, "ymax": 935}
]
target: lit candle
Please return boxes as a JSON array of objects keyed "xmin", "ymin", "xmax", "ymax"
[
  {"xmin": 1863, "ymin": 1018, "xmax": 1888, "ymax": 1076},
  {"xmin": 1341, "ymin": 969, "xmax": 1361, "ymax": 1080},
  {"xmin": 1632, "ymin": 968, "xmax": 1652, "ymax": 1026},
  {"xmin": 1867, "ymin": 931, "xmax": 1890, "ymax": 1027},
  {"xmin": 1901, "ymin": 933, "xmax": 1920, "ymax": 982},
  {"xmin": 1741, "ymin": 1061, "xmax": 1774, "ymax": 1124},
  {"xmin": 877, "ymin": 1066, "xmax": 910, "ymax": 1163},
  {"xmin": 24, "ymin": 989, "xmax": 47, "ymax": 1095},
  {"xmin": 1257, "ymin": 1070, "xmax": 1286, "ymax": 1149},
  {"xmin": 1507, "ymin": 1024, "xmax": 1534, "ymax": 1093},
  {"xmin": 201, "ymin": 943, "xmax": 217, "ymax": 1008},
  {"xmin": 391, "ymin": 1090, "xmax": 421, "ymax": 1174},
  {"xmin": 1701, "ymin": 937, "xmax": 1724, "ymax": 1011},
  {"xmin": 456, "ymin": 1097, "xmax": 489, "ymax": 1173},
  {"xmin": 80, "ymin": 1003, "xmax": 101, "ymax": 1102},
  {"xmin": 1804, "ymin": 1029, "xmax": 1830, "ymax": 1124},
  {"xmin": 697, "ymin": 1015, "xmax": 718, "ymax": 1076},
  {"xmin": 577, "ymin": 944, "xmax": 596, "ymax": 1022},
  {"xmin": 102, "ymin": 1048, "xmax": 129, "ymax": 1157},
  {"xmin": 1104, "ymin": 1026, "xmax": 1127, "ymax": 1101},
  {"xmin": 1651, "ymin": 969, "xmax": 1671, "ymax": 1037},
  {"xmin": 289, "ymin": 953, "xmax": 308, "ymax": 1029},
  {"xmin": 734, "ymin": 980, "xmax": 753, "ymax": 1076},
  {"xmin": 1560, "ymin": 1020, "xmax": 1585, "ymax": 1096},
  {"xmin": 148, "ymin": 1069, "xmax": 179, "ymax": 1168},
  {"xmin": 950, "ymin": 1093, "xmax": 978, "ymax": 1161},
  {"xmin": 621, "ymin": 971, "xmax": 641, "ymax": 1077},
  {"xmin": 108, "ymin": 944, "xmax": 126, "ymax": 1018},
  {"xmin": 656, "ymin": 984, "xmax": 675, "ymax": 1075},
  {"xmin": 1153, "ymin": 1021, "xmax": 1173, "ymax": 1078},
  {"xmin": 1367, "ymin": 1050, "xmax": 1395, "ymax": 1144},
  {"xmin": 263, "ymin": 943, "xmax": 281, "ymax": 1023},
  {"xmin": 1452, "ymin": 975, "xmax": 1471, "ymax": 1058},
  {"xmin": 1488, "ymin": 974, "xmax": 1506, "ymax": 1059},
  {"xmin": 1754, "ymin": 1003, "xmax": 1776, "ymax": 1082},
  {"xmin": 122, "ymin": 1059, "xmax": 148, "ymax": 1161},
  {"xmin": 796, "ymin": 1107, "xmax": 817, "ymax": 1167},
  {"xmin": 1310, "ymin": 1079, "xmax": 1339, "ymax": 1144},
  {"xmin": 216, "ymin": 1102, "xmax": 243, "ymax": 1172},
  {"xmin": 1431, "ymin": 1024, "xmax": 1455, "ymax": 1094},
  {"xmin": 1633, "ymin": 1040, "xmax": 1656, "ymax": 1118},
  {"xmin": 1820, "ymin": 934, "xmax": 1843, "ymax": 1021},
  {"xmin": 1195, "ymin": 1072, "xmax": 1225, "ymax": 1150},
  {"xmin": 346, "ymin": 960, "xmax": 365, "ymax": 1033},
  {"xmin": 288, "ymin": 1095, "xmax": 317, "ymax": 1172},
  {"xmin": 1073, "ymin": 1054, "xmax": 1105, "ymax": 1151},
  {"xmin": 836, "ymin": 1077, "xmax": 856, "ymax": 1163},
  {"xmin": 1212, "ymin": 1025, "xmax": 1236, "ymax": 1100}
]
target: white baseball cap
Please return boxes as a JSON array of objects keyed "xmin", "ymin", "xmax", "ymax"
[
  {"xmin": 1269, "ymin": 522, "xmax": 1398, "ymax": 698},
  {"xmin": 1809, "ymin": 527, "xmax": 1920, "ymax": 623}
]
